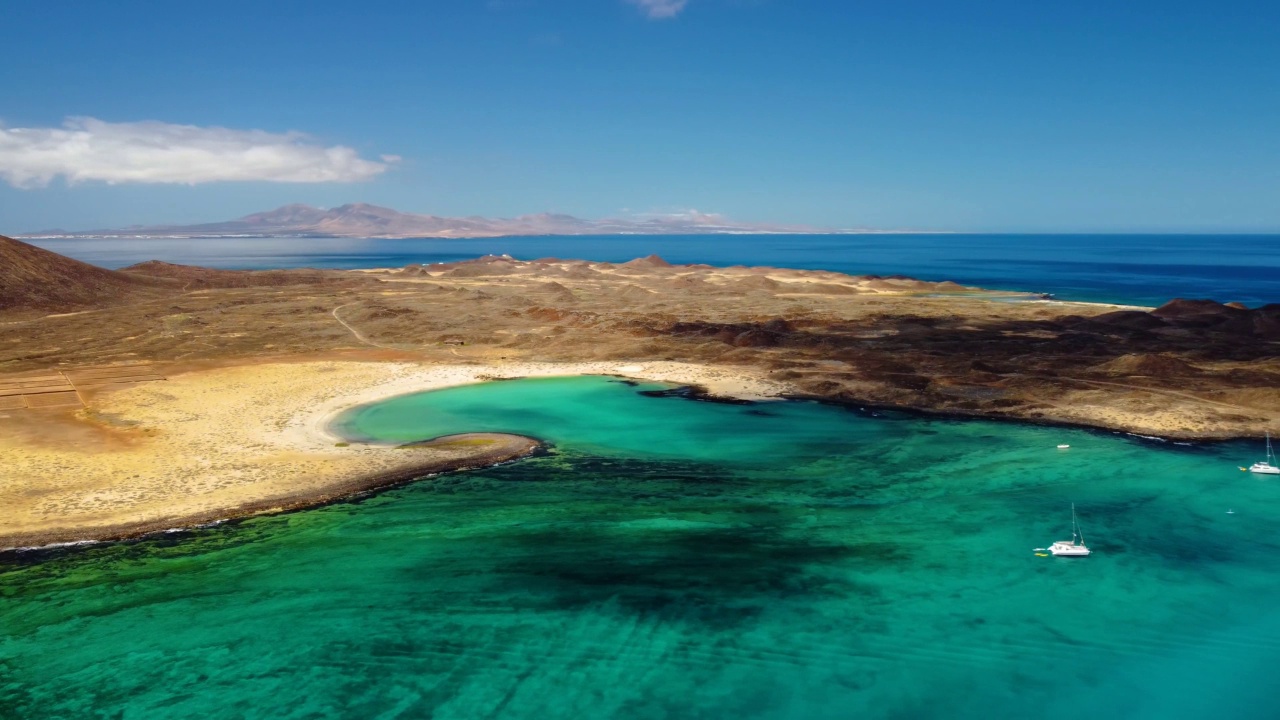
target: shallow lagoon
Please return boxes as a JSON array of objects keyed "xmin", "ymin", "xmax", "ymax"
[{"xmin": 3, "ymin": 376, "xmax": 1279, "ymax": 719}]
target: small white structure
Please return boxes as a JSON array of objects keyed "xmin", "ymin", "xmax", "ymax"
[
  {"xmin": 1049, "ymin": 504, "xmax": 1091, "ymax": 557},
  {"xmin": 1247, "ymin": 432, "xmax": 1279, "ymax": 475}
]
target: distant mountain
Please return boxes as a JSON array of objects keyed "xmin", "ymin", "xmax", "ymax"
[{"xmin": 17, "ymin": 203, "xmax": 857, "ymax": 239}]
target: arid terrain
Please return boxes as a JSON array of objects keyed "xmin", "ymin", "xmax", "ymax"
[
  {"xmin": 1, "ymin": 234, "xmax": 1277, "ymax": 546},
  {"xmin": 3, "ymin": 235, "xmax": 1277, "ymax": 436}
]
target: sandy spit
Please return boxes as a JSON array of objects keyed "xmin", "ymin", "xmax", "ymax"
[{"xmin": 0, "ymin": 359, "xmax": 786, "ymax": 550}]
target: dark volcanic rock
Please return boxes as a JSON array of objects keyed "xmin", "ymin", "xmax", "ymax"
[
  {"xmin": 1152, "ymin": 299, "xmax": 1245, "ymax": 319},
  {"xmin": 1094, "ymin": 353, "xmax": 1203, "ymax": 377},
  {"xmin": 732, "ymin": 329, "xmax": 780, "ymax": 348},
  {"xmin": 1150, "ymin": 299, "xmax": 1279, "ymax": 338},
  {"xmin": 762, "ymin": 318, "xmax": 793, "ymax": 333},
  {"xmin": 1082, "ymin": 311, "xmax": 1167, "ymax": 331}
]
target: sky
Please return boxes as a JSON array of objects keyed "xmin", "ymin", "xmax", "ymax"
[{"xmin": 1, "ymin": 0, "xmax": 1278, "ymax": 234}]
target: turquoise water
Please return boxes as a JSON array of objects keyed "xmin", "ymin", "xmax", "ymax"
[{"xmin": 4, "ymin": 376, "xmax": 1280, "ymax": 718}]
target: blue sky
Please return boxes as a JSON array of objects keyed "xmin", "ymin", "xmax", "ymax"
[{"xmin": 2, "ymin": 0, "xmax": 1278, "ymax": 233}]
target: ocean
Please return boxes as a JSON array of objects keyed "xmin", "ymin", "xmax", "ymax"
[
  {"xmin": 26, "ymin": 233, "xmax": 1280, "ymax": 307},
  {"xmin": 3, "ymin": 376, "xmax": 1278, "ymax": 719},
  {"xmin": 4, "ymin": 235, "xmax": 1279, "ymax": 718}
]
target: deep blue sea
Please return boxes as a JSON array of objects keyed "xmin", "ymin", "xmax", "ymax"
[{"xmin": 28, "ymin": 233, "xmax": 1280, "ymax": 307}]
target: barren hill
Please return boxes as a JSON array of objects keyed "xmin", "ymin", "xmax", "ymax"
[
  {"xmin": 0, "ymin": 234, "xmax": 173, "ymax": 314},
  {"xmin": 1, "ymin": 246, "xmax": 1276, "ymax": 440},
  {"xmin": 121, "ymin": 261, "xmax": 367, "ymax": 289}
]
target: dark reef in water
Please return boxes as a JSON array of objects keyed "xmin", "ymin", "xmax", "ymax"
[{"xmin": 404, "ymin": 454, "xmax": 892, "ymax": 628}]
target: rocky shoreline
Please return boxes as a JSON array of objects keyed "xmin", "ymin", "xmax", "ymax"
[{"xmin": 1, "ymin": 247, "xmax": 1275, "ymax": 551}]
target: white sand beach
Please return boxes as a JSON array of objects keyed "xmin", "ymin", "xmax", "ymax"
[{"xmin": 0, "ymin": 358, "xmax": 787, "ymax": 548}]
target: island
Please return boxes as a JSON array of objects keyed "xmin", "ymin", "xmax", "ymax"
[{"xmin": 1, "ymin": 234, "xmax": 1276, "ymax": 549}]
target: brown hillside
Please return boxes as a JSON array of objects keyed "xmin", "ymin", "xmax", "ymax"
[
  {"xmin": 1093, "ymin": 353, "xmax": 1202, "ymax": 377},
  {"xmin": 621, "ymin": 254, "xmax": 674, "ymax": 269},
  {"xmin": 0, "ymin": 235, "xmax": 173, "ymax": 314},
  {"xmin": 121, "ymin": 260, "xmax": 363, "ymax": 289}
]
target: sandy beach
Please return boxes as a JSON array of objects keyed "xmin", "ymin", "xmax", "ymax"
[
  {"xmin": 2, "ymin": 249, "xmax": 1275, "ymax": 551},
  {"xmin": 0, "ymin": 358, "xmax": 787, "ymax": 549}
]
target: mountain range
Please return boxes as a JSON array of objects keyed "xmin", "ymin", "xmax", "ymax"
[{"xmin": 19, "ymin": 203, "xmax": 850, "ymax": 239}]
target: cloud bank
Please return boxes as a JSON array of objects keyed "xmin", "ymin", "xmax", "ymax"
[
  {"xmin": 0, "ymin": 117, "xmax": 395, "ymax": 188},
  {"xmin": 627, "ymin": 0, "xmax": 688, "ymax": 20}
]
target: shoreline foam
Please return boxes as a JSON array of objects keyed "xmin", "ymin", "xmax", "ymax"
[{"xmin": 309, "ymin": 360, "xmax": 788, "ymax": 445}]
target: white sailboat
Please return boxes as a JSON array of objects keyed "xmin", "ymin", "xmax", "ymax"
[
  {"xmin": 1049, "ymin": 504, "xmax": 1091, "ymax": 557},
  {"xmin": 1247, "ymin": 432, "xmax": 1279, "ymax": 475}
]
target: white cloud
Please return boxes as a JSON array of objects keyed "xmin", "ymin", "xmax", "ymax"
[
  {"xmin": 626, "ymin": 0, "xmax": 688, "ymax": 20},
  {"xmin": 0, "ymin": 117, "xmax": 395, "ymax": 189}
]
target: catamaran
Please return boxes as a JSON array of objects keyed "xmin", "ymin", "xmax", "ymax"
[
  {"xmin": 1247, "ymin": 432, "xmax": 1279, "ymax": 475},
  {"xmin": 1048, "ymin": 504, "xmax": 1091, "ymax": 557}
]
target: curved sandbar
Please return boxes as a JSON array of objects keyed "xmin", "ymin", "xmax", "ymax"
[
  {"xmin": 3, "ymin": 432, "xmax": 540, "ymax": 550},
  {"xmin": 0, "ymin": 359, "xmax": 783, "ymax": 550}
]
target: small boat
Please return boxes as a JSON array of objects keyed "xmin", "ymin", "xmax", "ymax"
[
  {"xmin": 1057, "ymin": 444, "xmax": 1070, "ymax": 449},
  {"xmin": 1247, "ymin": 432, "xmax": 1279, "ymax": 475},
  {"xmin": 1049, "ymin": 504, "xmax": 1091, "ymax": 557}
]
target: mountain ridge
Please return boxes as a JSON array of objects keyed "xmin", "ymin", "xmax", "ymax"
[{"xmin": 16, "ymin": 203, "xmax": 879, "ymax": 239}]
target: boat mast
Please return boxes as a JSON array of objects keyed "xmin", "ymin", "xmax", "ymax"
[{"xmin": 1072, "ymin": 503, "xmax": 1085, "ymax": 546}]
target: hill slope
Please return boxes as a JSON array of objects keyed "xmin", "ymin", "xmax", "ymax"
[
  {"xmin": 0, "ymin": 235, "xmax": 172, "ymax": 313},
  {"xmin": 121, "ymin": 260, "xmax": 368, "ymax": 289}
]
